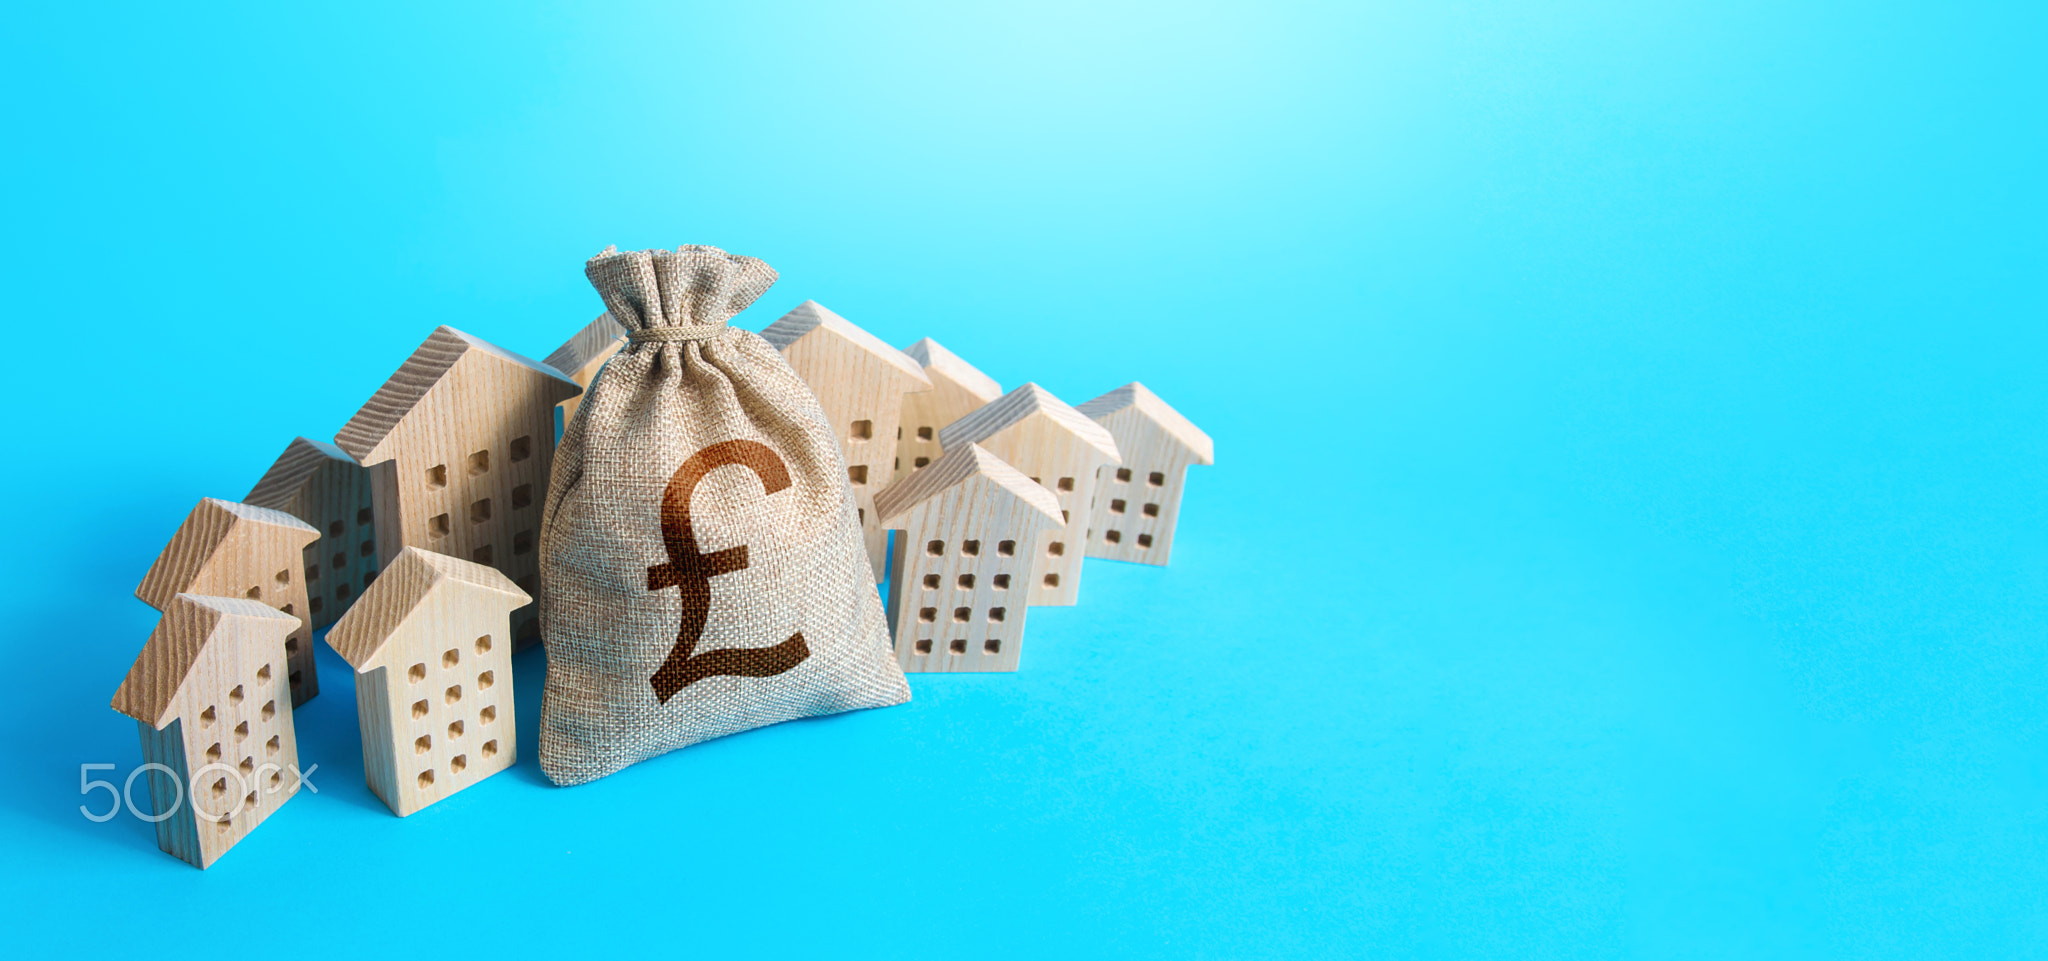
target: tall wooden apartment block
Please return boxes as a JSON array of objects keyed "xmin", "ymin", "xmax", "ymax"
[
  {"xmin": 543, "ymin": 311, "xmax": 626, "ymax": 427},
  {"xmin": 875, "ymin": 443, "xmax": 1064, "ymax": 672},
  {"xmin": 759, "ymin": 300, "xmax": 932, "ymax": 578},
  {"xmin": 244, "ymin": 437, "xmax": 378, "ymax": 631},
  {"xmin": 334, "ymin": 326, "xmax": 580, "ymax": 646},
  {"xmin": 136, "ymin": 498, "xmax": 322, "ymax": 705},
  {"xmin": 936, "ymin": 384, "xmax": 1121, "ymax": 607},
  {"xmin": 110, "ymin": 594, "xmax": 305, "ymax": 869},
  {"xmin": 893, "ymin": 337, "xmax": 1002, "ymax": 484},
  {"xmin": 326, "ymin": 547, "xmax": 529, "ymax": 817},
  {"xmin": 1077, "ymin": 383, "xmax": 1215, "ymax": 565}
]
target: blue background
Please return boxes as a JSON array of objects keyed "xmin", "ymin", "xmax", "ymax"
[{"xmin": 1, "ymin": 1, "xmax": 2041, "ymax": 957}]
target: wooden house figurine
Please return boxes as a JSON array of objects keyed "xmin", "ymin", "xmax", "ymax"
[
  {"xmin": 110, "ymin": 594, "xmax": 305, "ymax": 869},
  {"xmin": 543, "ymin": 311, "xmax": 626, "ymax": 426},
  {"xmin": 936, "ymin": 384, "xmax": 1121, "ymax": 607},
  {"xmin": 325, "ymin": 546, "xmax": 529, "ymax": 817},
  {"xmin": 334, "ymin": 325, "xmax": 580, "ymax": 645},
  {"xmin": 244, "ymin": 436, "xmax": 378, "ymax": 631},
  {"xmin": 136, "ymin": 498, "xmax": 322, "ymax": 706},
  {"xmin": 759, "ymin": 300, "xmax": 932, "ymax": 577},
  {"xmin": 874, "ymin": 443, "xmax": 1064, "ymax": 672},
  {"xmin": 892, "ymin": 337, "xmax": 1002, "ymax": 485},
  {"xmin": 1078, "ymin": 383, "xmax": 1215, "ymax": 565}
]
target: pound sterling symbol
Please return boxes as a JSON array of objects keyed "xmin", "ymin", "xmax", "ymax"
[{"xmin": 646, "ymin": 439, "xmax": 811, "ymax": 703}]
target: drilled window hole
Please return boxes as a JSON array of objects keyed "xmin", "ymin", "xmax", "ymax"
[
  {"xmin": 510, "ymin": 435, "xmax": 532, "ymax": 462},
  {"xmin": 948, "ymin": 639, "xmax": 967, "ymax": 654},
  {"xmin": 468, "ymin": 450, "xmax": 490, "ymax": 475},
  {"xmin": 408, "ymin": 663, "xmax": 426, "ymax": 684},
  {"xmin": 913, "ymin": 639, "xmax": 933, "ymax": 654},
  {"xmin": 425, "ymin": 464, "xmax": 447, "ymax": 489}
]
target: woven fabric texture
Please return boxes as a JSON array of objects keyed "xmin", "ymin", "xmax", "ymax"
[{"xmin": 537, "ymin": 245, "xmax": 909, "ymax": 786}]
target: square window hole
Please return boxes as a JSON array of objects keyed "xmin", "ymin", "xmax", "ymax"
[
  {"xmin": 234, "ymin": 721, "xmax": 249, "ymax": 741},
  {"xmin": 443, "ymin": 648, "xmax": 459, "ymax": 668},
  {"xmin": 332, "ymin": 552, "xmax": 347, "ymax": 571},
  {"xmin": 913, "ymin": 638, "xmax": 933, "ymax": 654},
  {"xmin": 1148, "ymin": 471, "xmax": 1165, "ymax": 487},
  {"xmin": 476, "ymin": 634, "xmax": 492, "ymax": 655},
  {"xmin": 472, "ymin": 545, "xmax": 494, "ymax": 565},
  {"xmin": 286, "ymin": 637, "xmax": 299, "ymax": 654},
  {"xmin": 916, "ymin": 426, "xmax": 933, "ymax": 441},
  {"xmin": 984, "ymin": 639, "xmax": 1001, "ymax": 655},
  {"xmin": 358, "ymin": 507, "xmax": 373, "ymax": 526},
  {"xmin": 256, "ymin": 664, "xmax": 271, "ymax": 682},
  {"xmin": 363, "ymin": 570, "xmax": 377, "ymax": 586},
  {"xmin": 428, "ymin": 514, "xmax": 451, "ymax": 538},
  {"xmin": 514, "ymin": 530, "xmax": 534, "ymax": 554},
  {"xmin": 445, "ymin": 685, "xmax": 462, "ymax": 705},
  {"xmin": 335, "ymin": 582, "xmax": 351, "ymax": 602},
  {"xmin": 200, "ymin": 706, "xmax": 216, "ymax": 727},
  {"xmin": 468, "ymin": 450, "xmax": 490, "ymax": 475},
  {"xmin": 260, "ymin": 700, "xmax": 276, "ymax": 721},
  {"xmin": 989, "ymin": 607, "xmax": 1007, "ymax": 623},
  {"xmin": 922, "ymin": 574, "xmax": 940, "ymax": 590},
  {"xmin": 415, "ymin": 735, "xmax": 431, "ymax": 755},
  {"xmin": 1137, "ymin": 533, "xmax": 1154, "ymax": 548},
  {"xmin": 1115, "ymin": 467, "xmax": 1132, "ymax": 483},
  {"xmin": 997, "ymin": 540, "xmax": 1016, "ymax": 557},
  {"xmin": 482, "ymin": 740, "xmax": 499, "ymax": 759},
  {"xmin": 309, "ymin": 597, "xmax": 324, "ymax": 614},
  {"xmin": 957, "ymin": 573, "xmax": 975, "ymax": 589},
  {"xmin": 307, "ymin": 563, "xmax": 321, "ymax": 582},
  {"xmin": 1143, "ymin": 502, "xmax": 1160, "ymax": 518},
  {"xmin": 847, "ymin": 465, "xmax": 868, "ymax": 486},
  {"xmin": 926, "ymin": 539, "xmax": 945, "ymax": 556},
  {"xmin": 919, "ymin": 607, "xmax": 937, "ymax": 623},
  {"xmin": 205, "ymin": 742, "xmax": 221, "ymax": 762},
  {"xmin": 289, "ymin": 669, "xmax": 302, "ymax": 687},
  {"xmin": 328, "ymin": 520, "xmax": 345, "ymax": 538},
  {"xmin": 1057, "ymin": 476, "xmax": 1074, "ymax": 492},
  {"xmin": 265, "ymin": 735, "xmax": 279, "ymax": 756},
  {"xmin": 1110, "ymin": 499, "xmax": 1127, "ymax": 514},
  {"xmin": 418, "ymin": 770, "xmax": 435, "ymax": 789},
  {"xmin": 1105, "ymin": 529, "xmax": 1122, "ymax": 544},
  {"xmin": 244, "ymin": 586, "xmax": 261, "ymax": 600},
  {"xmin": 470, "ymin": 498, "xmax": 492, "ymax": 523},
  {"xmin": 229, "ymin": 685, "xmax": 244, "ymax": 704},
  {"xmin": 512, "ymin": 484, "xmax": 533, "ymax": 508},
  {"xmin": 426, "ymin": 464, "xmax": 447, "ymax": 489},
  {"xmin": 280, "ymin": 603, "xmax": 294, "ymax": 617},
  {"xmin": 448, "ymin": 720, "xmax": 464, "ymax": 739},
  {"xmin": 478, "ymin": 670, "xmax": 495, "ymax": 691},
  {"xmin": 850, "ymin": 419, "xmax": 873, "ymax": 440},
  {"xmin": 1062, "ymin": 510, "xmax": 1070, "ymax": 524},
  {"xmin": 913, "ymin": 456, "xmax": 929, "ymax": 468},
  {"xmin": 962, "ymin": 539, "xmax": 981, "ymax": 556},
  {"xmin": 1047, "ymin": 541, "xmax": 1065, "ymax": 557},
  {"xmin": 1043, "ymin": 573, "xmax": 1061, "ymax": 588},
  {"xmin": 412, "ymin": 699, "xmax": 429, "ymax": 719},
  {"xmin": 510, "ymin": 435, "xmax": 532, "ymax": 462},
  {"xmin": 409, "ymin": 662, "xmax": 426, "ymax": 683},
  {"xmin": 992, "ymin": 574, "xmax": 1011, "ymax": 590},
  {"xmin": 274, "ymin": 568, "xmax": 290, "ymax": 585},
  {"xmin": 948, "ymin": 639, "xmax": 967, "ymax": 655},
  {"xmin": 360, "ymin": 539, "xmax": 375, "ymax": 557},
  {"xmin": 480, "ymin": 705, "xmax": 497, "ymax": 725},
  {"xmin": 952, "ymin": 606, "xmax": 971, "ymax": 623}
]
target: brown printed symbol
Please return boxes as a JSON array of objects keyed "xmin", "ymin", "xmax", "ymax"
[{"xmin": 646, "ymin": 439, "xmax": 810, "ymax": 703}]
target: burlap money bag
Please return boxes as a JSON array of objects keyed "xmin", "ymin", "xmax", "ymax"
[{"xmin": 537, "ymin": 244, "xmax": 910, "ymax": 786}]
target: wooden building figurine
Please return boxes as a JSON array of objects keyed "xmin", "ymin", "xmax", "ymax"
[
  {"xmin": 1078, "ymin": 383, "xmax": 1215, "ymax": 565},
  {"xmin": 874, "ymin": 443, "xmax": 1064, "ymax": 672},
  {"xmin": 893, "ymin": 337, "xmax": 1002, "ymax": 484},
  {"xmin": 936, "ymin": 384, "xmax": 1121, "ymax": 607},
  {"xmin": 759, "ymin": 300, "xmax": 932, "ymax": 577},
  {"xmin": 325, "ymin": 546, "xmax": 529, "ymax": 818},
  {"xmin": 334, "ymin": 325, "xmax": 580, "ymax": 645},
  {"xmin": 244, "ymin": 436, "xmax": 378, "ymax": 631},
  {"xmin": 136, "ymin": 498, "xmax": 322, "ymax": 706},
  {"xmin": 110, "ymin": 594, "xmax": 305, "ymax": 869},
  {"xmin": 543, "ymin": 311, "xmax": 626, "ymax": 426}
]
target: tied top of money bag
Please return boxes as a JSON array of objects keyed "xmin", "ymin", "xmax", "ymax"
[{"xmin": 584, "ymin": 245, "xmax": 779, "ymax": 343}]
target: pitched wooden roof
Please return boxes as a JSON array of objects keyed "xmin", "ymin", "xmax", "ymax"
[
  {"xmin": 759, "ymin": 301, "xmax": 931, "ymax": 387},
  {"xmin": 135, "ymin": 499, "xmax": 321, "ymax": 610},
  {"xmin": 334, "ymin": 326, "xmax": 582, "ymax": 464},
  {"xmin": 325, "ymin": 547, "xmax": 531, "ymax": 671},
  {"xmin": 112, "ymin": 594, "xmax": 300, "ymax": 729},
  {"xmin": 873, "ymin": 442, "xmax": 1063, "ymax": 525},
  {"xmin": 543, "ymin": 312, "xmax": 627, "ymax": 375},
  {"xmin": 244, "ymin": 437, "xmax": 357, "ymax": 510},
  {"xmin": 1076, "ymin": 382, "xmax": 1215, "ymax": 465},
  {"xmin": 936, "ymin": 383, "xmax": 1121, "ymax": 463},
  {"xmin": 902, "ymin": 337, "xmax": 1002, "ymax": 404}
]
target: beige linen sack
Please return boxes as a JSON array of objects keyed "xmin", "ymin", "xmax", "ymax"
[{"xmin": 537, "ymin": 245, "xmax": 909, "ymax": 786}]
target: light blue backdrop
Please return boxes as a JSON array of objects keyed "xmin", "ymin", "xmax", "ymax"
[{"xmin": 1, "ymin": 1, "xmax": 2040, "ymax": 957}]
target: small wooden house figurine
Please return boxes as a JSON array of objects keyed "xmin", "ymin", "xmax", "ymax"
[
  {"xmin": 136, "ymin": 498, "xmax": 322, "ymax": 705},
  {"xmin": 334, "ymin": 325, "xmax": 580, "ymax": 645},
  {"xmin": 874, "ymin": 443, "xmax": 1064, "ymax": 672},
  {"xmin": 1078, "ymin": 383, "xmax": 1215, "ymax": 566},
  {"xmin": 759, "ymin": 300, "xmax": 933, "ymax": 577},
  {"xmin": 325, "ymin": 546, "xmax": 529, "ymax": 818},
  {"xmin": 110, "ymin": 593, "xmax": 305, "ymax": 869},
  {"xmin": 543, "ymin": 311, "xmax": 626, "ymax": 426},
  {"xmin": 893, "ymin": 337, "xmax": 1002, "ymax": 485},
  {"xmin": 936, "ymin": 384, "xmax": 1121, "ymax": 607},
  {"xmin": 244, "ymin": 436, "xmax": 378, "ymax": 631}
]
